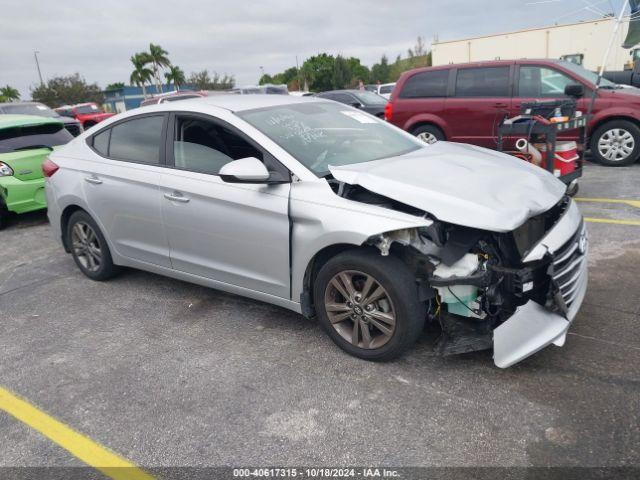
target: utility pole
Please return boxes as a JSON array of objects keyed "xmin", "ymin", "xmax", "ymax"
[{"xmin": 34, "ymin": 51, "xmax": 44, "ymax": 86}]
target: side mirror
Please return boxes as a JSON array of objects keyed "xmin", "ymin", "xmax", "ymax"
[
  {"xmin": 564, "ymin": 84, "xmax": 584, "ymax": 98},
  {"xmin": 219, "ymin": 157, "xmax": 270, "ymax": 183}
]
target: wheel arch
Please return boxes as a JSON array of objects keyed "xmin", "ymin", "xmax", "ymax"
[
  {"xmin": 590, "ymin": 114, "xmax": 640, "ymax": 138},
  {"xmin": 60, "ymin": 204, "xmax": 88, "ymax": 252},
  {"xmin": 404, "ymin": 115, "xmax": 448, "ymax": 139}
]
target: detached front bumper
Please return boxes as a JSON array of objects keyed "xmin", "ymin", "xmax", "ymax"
[{"xmin": 493, "ymin": 200, "xmax": 588, "ymax": 368}]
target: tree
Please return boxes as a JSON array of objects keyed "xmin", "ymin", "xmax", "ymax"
[
  {"xmin": 187, "ymin": 70, "xmax": 235, "ymax": 90},
  {"xmin": 31, "ymin": 74, "xmax": 104, "ymax": 108},
  {"xmin": 130, "ymin": 53, "xmax": 153, "ymax": 97},
  {"xmin": 165, "ymin": 65, "xmax": 186, "ymax": 91},
  {"xmin": 346, "ymin": 57, "xmax": 370, "ymax": 86},
  {"xmin": 331, "ymin": 55, "xmax": 351, "ymax": 89},
  {"xmin": 301, "ymin": 53, "xmax": 336, "ymax": 92},
  {"xmin": 0, "ymin": 85, "xmax": 20, "ymax": 102},
  {"xmin": 147, "ymin": 43, "xmax": 171, "ymax": 93},
  {"xmin": 371, "ymin": 55, "xmax": 391, "ymax": 84},
  {"xmin": 105, "ymin": 82, "xmax": 125, "ymax": 91},
  {"xmin": 258, "ymin": 73, "xmax": 274, "ymax": 85}
]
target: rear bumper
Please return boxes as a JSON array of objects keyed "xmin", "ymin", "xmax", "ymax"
[
  {"xmin": 0, "ymin": 176, "xmax": 46, "ymax": 214},
  {"xmin": 493, "ymin": 199, "xmax": 588, "ymax": 368}
]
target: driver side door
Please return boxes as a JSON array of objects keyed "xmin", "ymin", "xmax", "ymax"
[{"xmin": 159, "ymin": 112, "xmax": 292, "ymax": 298}]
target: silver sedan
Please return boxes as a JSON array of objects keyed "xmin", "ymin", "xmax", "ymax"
[{"xmin": 44, "ymin": 95, "xmax": 587, "ymax": 367}]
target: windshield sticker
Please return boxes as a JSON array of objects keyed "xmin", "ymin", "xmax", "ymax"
[{"xmin": 341, "ymin": 110, "xmax": 377, "ymax": 124}]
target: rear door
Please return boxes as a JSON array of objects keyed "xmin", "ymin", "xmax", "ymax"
[
  {"xmin": 83, "ymin": 113, "xmax": 172, "ymax": 267},
  {"xmin": 444, "ymin": 65, "xmax": 513, "ymax": 147},
  {"xmin": 393, "ymin": 69, "xmax": 448, "ymax": 131}
]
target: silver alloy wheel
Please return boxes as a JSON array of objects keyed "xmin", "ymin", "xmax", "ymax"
[
  {"xmin": 597, "ymin": 128, "xmax": 635, "ymax": 162},
  {"xmin": 324, "ymin": 270, "xmax": 396, "ymax": 349},
  {"xmin": 416, "ymin": 131, "xmax": 438, "ymax": 144},
  {"xmin": 71, "ymin": 221, "xmax": 102, "ymax": 272}
]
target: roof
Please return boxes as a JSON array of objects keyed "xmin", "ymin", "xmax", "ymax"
[
  {"xmin": 0, "ymin": 114, "xmax": 63, "ymax": 130},
  {"xmin": 142, "ymin": 93, "xmax": 327, "ymax": 113},
  {"xmin": 0, "ymin": 101, "xmax": 43, "ymax": 108}
]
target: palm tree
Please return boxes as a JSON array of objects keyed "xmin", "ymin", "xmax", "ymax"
[
  {"xmin": 147, "ymin": 43, "xmax": 171, "ymax": 93},
  {"xmin": 129, "ymin": 53, "xmax": 153, "ymax": 98},
  {"xmin": 164, "ymin": 66, "xmax": 185, "ymax": 91},
  {"xmin": 0, "ymin": 85, "xmax": 20, "ymax": 102}
]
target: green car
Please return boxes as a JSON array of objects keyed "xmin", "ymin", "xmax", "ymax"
[{"xmin": 0, "ymin": 114, "xmax": 73, "ymax": 229}]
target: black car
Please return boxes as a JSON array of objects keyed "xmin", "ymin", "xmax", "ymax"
[
  {"xmin": 315, "ymin": 90, "xmax": 387, "ymax": 117},
  {"xmin": 0, "ymin": 102, "xmax": 83, "ymax": 137}
]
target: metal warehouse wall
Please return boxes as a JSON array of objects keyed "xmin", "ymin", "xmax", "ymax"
[{"xmin": 432, "ymin": 18, "xmax": 632, "ymax": 71}]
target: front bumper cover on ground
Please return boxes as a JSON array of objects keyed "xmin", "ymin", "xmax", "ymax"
[{"xmin": 493, "ymin": 199, "xmax": 588, "ymax": 368}]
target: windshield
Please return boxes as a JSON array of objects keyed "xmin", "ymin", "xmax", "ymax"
[
  {"xmin": 0, "ymin": 123, "xmax": 72, "ymax": 153},
  {"xmin": 237, "ymin": 101, "xmax": 423, "ymax": 176},
  {"xmin": 555, "ymin": 60, "xmax": 618, "ymax": 88},
  {"xmin": 352, "ymin": 90, "xmax": 387, "ymax": 105},
  {"xmin": 76, "ymin": 104, "xmax": 101, "ymax": 114},
  {"xmin": 2, "ymin": 103, "xmax": 57, "ymax": 118}
]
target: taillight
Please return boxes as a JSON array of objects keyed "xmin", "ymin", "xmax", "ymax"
[
  {"xmin": 42, "ymin": 158, "xmax": 59, "ymax": 177},
  {"xmin": 384, "ymin": 102, "xmax": 393, "ymax": 121}
]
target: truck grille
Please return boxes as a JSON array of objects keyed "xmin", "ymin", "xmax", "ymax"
[{"xmin": 552, "ymin": 221, "xmax": 587, "ymax": 310}]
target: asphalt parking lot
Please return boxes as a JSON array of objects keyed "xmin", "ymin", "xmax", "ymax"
[{"xmin": 1, "ymin": 160, "xmax": 639, "ymax": 476}]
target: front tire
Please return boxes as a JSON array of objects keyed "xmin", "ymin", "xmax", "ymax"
[
  {"xmin": 67, "ymin": 210, "xmax": 120, "ymax": 281},
  {"xmin": 314, "ymin": 249, "xmax": 426, "ymax": 361},
  {"xmin": 590, "ymin": 120, "xmax": 640, "ymax": 166}
]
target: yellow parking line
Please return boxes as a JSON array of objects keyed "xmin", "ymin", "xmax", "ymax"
[
  {"xmin": 575, "ymin": 197, "xmax": 640, "ymax": 209},
  {"xmin": 584, "ymin": 217, "xmax": 640, "ymax": 226},
  {"xmin": 0, "ymin": 386, "xmax": 154, "ymax": 480}
]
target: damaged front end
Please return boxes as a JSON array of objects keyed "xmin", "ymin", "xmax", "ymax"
[{"xmin": 362, "ymin": 195, "xmax": 588, "ymax": 368}]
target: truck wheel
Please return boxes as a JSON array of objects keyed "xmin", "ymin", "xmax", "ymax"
[
  {"xmin": 314, "ymin": 249, "xmax": 426, "ymax": 361},
  {"xmin": 590, "ymin": 120, "xmax": 640, "ymax": 166},
  {"xmin": 412, "ymin": 124, "xmax": 445, "ymax": 144}
]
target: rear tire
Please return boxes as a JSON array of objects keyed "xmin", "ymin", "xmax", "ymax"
[
  {"xmin": 67, "ymin": 210, "xmax": 120, "ymax": 281},
  {"xmin": 0, "ymin": 201, "xmax": 9, "ymax": 230},
  {"xmin": 314, "ymin": 249, "xmax": 426, "ymax": 361},
  {"xmin": 412, "ymin": 124, "xmax": 445, "ymax": 144},
  {"xmin": 590, "ymin": 120, "xmax": 640, "ymax": 166}
]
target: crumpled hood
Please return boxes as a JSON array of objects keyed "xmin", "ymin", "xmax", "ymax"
[{"xmin": 329, "ymin": 142, "xmax": 566, "ymax": 232}]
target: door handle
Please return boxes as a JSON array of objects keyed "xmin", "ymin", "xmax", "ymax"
[
  {"xmin": 84, "ymin": 176, "xmax": 102, "ymax": 185},
  {"xmin": 164, "ymin": 192, "xmax": 190, "ymax": 203}
]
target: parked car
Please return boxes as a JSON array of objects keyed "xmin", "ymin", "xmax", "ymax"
[
  {"xmin": 54, "ymin": 103, "xmax": 115, "ymax": 130},
  {"xmin": 0, "ymin": 101, "xmax": 83, "ymax": 137},
  {"xmin": 45, "ymin": 95, "xmax": 587, "ymax": 368},
  {"xmin": 232, "ymin": 84, "xmax": 289, "ymax": 95},
  {"xmin": 0, "ymin": 115, "xmax": 73, "ymax": 229},
  {"xmin": 387, "ymin": 59, "xmax": 640, "ymax": 166},
  {"xmin": 316, "ymin": 89, "xmax": 387, "ymax": 117},
  {"xmin": 139, "ymin": 90, "xmax": 205, "ymax": 107},
  {"xmin": 376, "ymin": 82, "xmax": 396, "ymax": 99}
]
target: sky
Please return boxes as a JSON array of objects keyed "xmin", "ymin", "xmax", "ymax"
[{"xmin": 0, "ymin": 0, "xmax": 626, "ymax": 99}]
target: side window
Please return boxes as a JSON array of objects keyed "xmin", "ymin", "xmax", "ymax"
[
  {"xmin": 109, "ymin": 115, "xmax": 164, "ymax": 164},
  {"xmin": 519, "ymin": 66, "xmax": 575, "ymax": 97},
  {"xmin": 455, "ymin": 67, "xmax": 510, "ymax": 97},
  {"xmin": 173, "ymin": 116, "xmax": 263, "ymax": 175},
  {"xmin": 92, "ymin": 128, "xmax": 110, "ymax": 156},
  {"xmin": 379, "ymin": 85, "xmax": 394, "ymax": 95},
  {"xmin": 400, "ymin": 70, "xmax": 449, "ymax": 98}
]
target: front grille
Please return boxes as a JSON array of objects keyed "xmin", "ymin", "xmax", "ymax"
[
  {"xmin": 65, "ymin": 124, "xmax": 81, "ymax": 137},
  {"xmin": 551, "ymin": 221, "xmax": 587, "ymax": 310}
]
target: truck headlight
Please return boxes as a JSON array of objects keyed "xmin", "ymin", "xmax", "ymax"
[{"xmin": 0, "ymin": 162, "xmax": 14, "ymax": 177}]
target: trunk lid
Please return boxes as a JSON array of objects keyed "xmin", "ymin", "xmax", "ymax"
[{"xmin": 0, "ymin": 148, "xmax": 52, "ymax": 181}]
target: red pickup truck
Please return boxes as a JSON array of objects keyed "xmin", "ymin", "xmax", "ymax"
[
  {"xmin": 54, "ymin": 103, "xmax": 115, "ymax": 130},
  {"xmin": 386, "ymin": 59, "xmax": 640, "ymax": 166}
]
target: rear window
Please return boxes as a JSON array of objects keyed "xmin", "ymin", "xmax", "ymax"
[
  {"xmin": 455, "ymin": 67, "xmax": 510, "ymax": 97},
  {"xmin": 399, "ymin": 70, "xmax": 449, "ymax": 98},
  {"xmin": 0, "ymin": 123, "xmax": 72, "ymax": 153}
]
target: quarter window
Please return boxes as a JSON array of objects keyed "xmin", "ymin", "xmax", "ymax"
[
  {"xmin": 400, "ymin": 70, "xmax": 449, "ymax": 98},
  {"xmin": 455, "ymin": 67, "xmax": 510, "ymax": 97},
  {"xmin": 92, "ymin": 129, "xmax": 110, "ymax": 156},
  {"xmin": 518, "ymin": 66, "xmax": 575, "ymax": 97},
  {"xmin": 109, "ymin": 115, "xmax": 164, "ymax": 164},
  {"xmin": 172, "ymin": 116, "xmax": 263, "ymax": 175}
]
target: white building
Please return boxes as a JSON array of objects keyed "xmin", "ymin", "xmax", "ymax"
[{"xmin": 432, "ymin": 18, "xmax": 633, "ymax": 71}]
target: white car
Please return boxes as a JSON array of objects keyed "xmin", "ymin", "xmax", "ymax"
[
  {"xmin": 376, "ymin": 82, "xmax": 396, "ymax": 99},
  {"xmin": 44, "ymin": 95, "xmax": 587, "ymax": 367}
]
